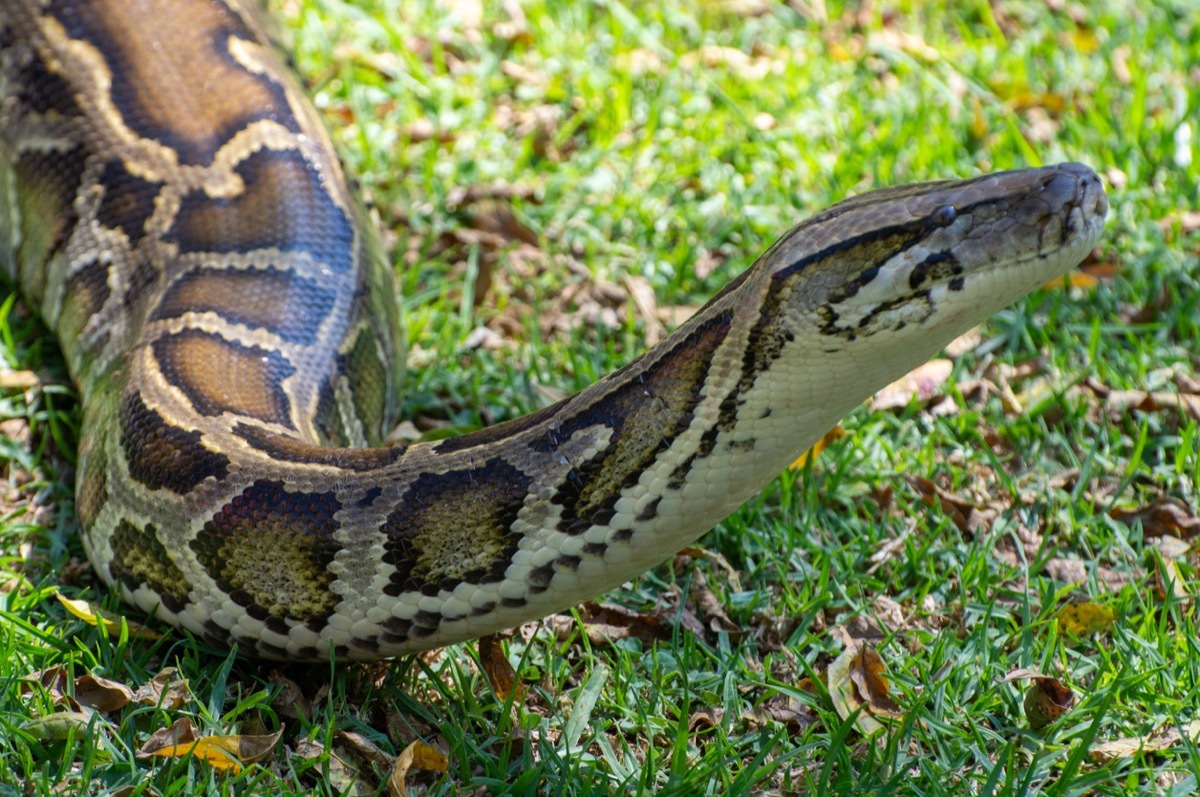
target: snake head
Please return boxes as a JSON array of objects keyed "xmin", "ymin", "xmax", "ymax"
[{"xmin": 755, "ymin": 162, "xmax": 1108, "ymax": 348}]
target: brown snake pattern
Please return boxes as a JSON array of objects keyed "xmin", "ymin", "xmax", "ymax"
[{"xmin": 0, "ymin": 0, "xmax": 1107, "ymax": 660}]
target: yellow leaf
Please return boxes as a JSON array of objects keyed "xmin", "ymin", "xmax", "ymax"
[
  {"xmin": 1067, "ymin": 28, "xmax": 1100, "ymax": 54},
  {"xmin": 790, "ymin": 426, "xmax": 845, "ymax": 471},
  {"xmin": 138, "ymin": 718, "xmax": 282, "ymax": 773},
  {"xmin": 1057, "ymin": 603, "xmax": 1117, "ymax": 636},
  {"xmin": 970, "ymin": 96, "xmax": 988, "ymax": 139},
  {"xmin": 389, "ymin": 741, "xmax": 448, "ymax": 797},
  {"xmin": 152, "ymin": 736, "xmax": 245, "ymax": 773},
  {"xmin": 1044, "ymin": 272, "xmax": 1099, "ymax": 290},
  {"xmin": 56, "ymin": 592, "xmax": 162, "ymax": 640}
]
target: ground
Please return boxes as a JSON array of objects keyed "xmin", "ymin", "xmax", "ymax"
[{"xmin": 2, "ymin": 0, "xmax": 1199, "ymax": 794}]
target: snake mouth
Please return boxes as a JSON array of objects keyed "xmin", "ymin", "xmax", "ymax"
[{"xmin": 1037, "ymin": 162, "xmax": 1108, "ymax": 261}]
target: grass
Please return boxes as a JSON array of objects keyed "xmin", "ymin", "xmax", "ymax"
[{"xmin": 2, "ymin": 0, "xmax": 1199, "ymax": 793}]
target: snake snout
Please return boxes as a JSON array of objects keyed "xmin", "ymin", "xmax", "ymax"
[{"xmin": 1047, "ymin": 162, "xmax": 1109, "ymax": 224}]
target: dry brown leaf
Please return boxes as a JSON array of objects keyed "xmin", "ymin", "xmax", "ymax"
[
  {"xmin": 269, "ymin": 671, "xmax": 311, "ymax": 721},
  {"xmin": 689, "ymin": 566, "xmax": 742, "ymax": 637},
  {"xmin": 21, "ymin": 666, "xmax": 70, "ymax": 698},
  {"xmin": 336, "ymin": 729, "xmax": 394, "ymax": 772},
  {"xmin": 550, "ymin": 601, "xmax": 672, "ymax": 647},
  {"xmin": 1090, "ymin": 720, "xmax": 1200, "ymax": 763},
  {"xmin": 493, "ymin": 0, "xmax": 531, "ymax": 43},
  {"xmin": 139, "ymin": 717, "xmax": 199, "ymax": 756},
  {"xmin": 688, "ymin": 708, "xmax": 722, "ymax": 732},
  {"xmin": 1157, "ymin": 209, "xmax": 1200, "ymax": 235},
  {"xmin": 1111, "ymin": 498, "xmax": 1200, "ymax": 538},
  {"xmin": 760, "ymin": 692, "xmax": 817, "ymax": 735},
  {"xmin": 1057, "ymin": 603, "xmax": 1117, "ymax": 636},
  {"xmin": 789, "ymin": 426, "xmax": 846, "ymax": 471},
  {"xmin": 299, "ymin": 738, "xmax": 373, "ymax": 796},
  {"xmin": 134, "ymin": 668, "xmax": 189, "ymax": 709},
  {"xmin": 388, "ymin": 740, "xmax": 448, "ymax": 797},
  {"xmin": 847, "ymin": 645, "xmax": 904, "ymax": 719},
  {"xmin": 75, "ymin": 674, "xmax": 134, "ymax": 713},
  {"xmin": 680, "ymin": 45, "xmax": 780, "ymax": 80},
  {"xmin": 624, "ymin": 275, "xmax": 662, "ymax": 345},
  {"xmin": 827, "ymin": 641, "xmax": 900, "ymax": 735},
  {"xmin": 478, "ymin": 634, "xmax": 525, "ymax": 703},
  {"xmin": 139, "ymin": 720, "xmax": 283, "ymax": 773},
  {"xmin": 944, "ymin": 327, "xmax": 982, "ymax": 358},
  {"xmin": 1023, "ymin": 677, "xmax": 1075, "ymax": 729},
  {"xmin": 998, "ymin": 667, "xmax": 1050, "ymax": 685},
  {"xmin": 870, "ymin": 27, "xmax": 940, "ymax": 62},
  {"xmin": 1106, "ymin": 390, "xmax": 1200, "ymax": 423},
  {"xmin": 467, "ymin": 199, "xmax": 538, "ymax": 246},
  {"xmin": 1152, "ymin": 548, "xmax": 1191, "ymax": 607},
  {"xmin": 906, "ymin": 476, "xmax": 988, "ymax": 534},
  {"xmin": 0, "ymin": 369, "xmax": 41, "ymax": 389},
  {"xmin": 870, "ymin": 359, "xmax": 953, "ymax": 411},
  {"xmin": 712, "ymin": 0, "xmax": 775, "ymax": 16}
]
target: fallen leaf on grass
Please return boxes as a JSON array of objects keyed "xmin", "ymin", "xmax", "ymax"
[
  {"xmin": 789, "ymin": 426, "xmax": 845, "ymax": 470},
  {"xmin": 846, "ymin": 645, "xmax": 903, "ymax": 719},
  {"xmin": 133, "ymin": 668, "xmax": 189, "ymax": 709},
  {"xmin": 336, "ymin": 729, "xmax": 394, "ymax": 772},
  {"xmin": 138, "ymin": 718, "xmax": 282, "ymax": 773},
  {"xmin": 1151, "ymin": 542, "xmax": 1192, "ymax": 607},
  {"xmin": 0, "ymin": 368, "xmax": 41, "ymax": 389},
  {"xmin": 388, "ymin": 740, "xmax": 448, "ymax": 797},
  {"xmin": 870, "ymin": 359, "xmax": 953, "ymax": 412},
  {"xmin": 688, "ymin": 694, "xmax": 816, "ymax": 737},
  {"xmin": 75, "ymin": 674, "xmax": 134, "ymax": 713},
  {"xmin": 688, "ymin": 566, "xmax": 742, "ymax": 637},
  {"xmin": 24, "ymin": 711, "xmax": 93, "ymax": 741},
  {"xmin": 1157, "ymin": 209, "xmax": 1200, "ymax": 236},
  {"xmin": 827, "ymin": 642, "xmax": 903, "ymax": 735},
  {"xmin": 547, "ymin": 601, "xmax": 672, "ymax": 647},
  {"xmin": 907, "ymin": 476, "xmax": 992, "ymax": 534},
  {"xmin": 479, "ymin": 634, "xmax": 525, "ymax": 703},
  {"xmin": 1001, "ymin": 669, "xmax": 1075, "ymax": 729},
  {"xmin": 295, "ymin": 739, "xmax": 373, "ymax": 796},
  {"xmin": 1105, "ymin": 390, "xmax": 1200, "ymax": 423},
  {"xmin": 1111, "ymin": 497, "xmax": 1200, "ymax": 538},
  {"xmin": 676, "ymin": 546, "xmax": 743, "ymax": 592},
  {"xmin": 1057, "ymin": 603, "xmax": 1117, "ymax": 636},
  {"xmin": 21, "ymin": 667, "xmax": 132, "ymax": 713},
  {"xmin": 56, "ymin": 592, "xmax": 161, "ymax": 640},
  {"xmin": 269, "ymin": 671, "xmax": 311, "ymax": 721},
  {"xmin": 1090, "ymin": 720, "xmax": 1200, "ymax": 763}
]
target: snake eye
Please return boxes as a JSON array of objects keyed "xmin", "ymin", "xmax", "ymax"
[{"xmin": 931, "ymin": 205, "xmax": 957, "ymax": 227}]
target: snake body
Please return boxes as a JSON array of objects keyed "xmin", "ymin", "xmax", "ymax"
[{"xmin": 0, "ymin": 0, "xmax": 1107, "ymax": 660}]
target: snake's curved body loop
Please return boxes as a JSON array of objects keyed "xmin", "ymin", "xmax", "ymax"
[{"xmin": 0, "ymin": 0, "xmax": 1107, "ymax": 660}]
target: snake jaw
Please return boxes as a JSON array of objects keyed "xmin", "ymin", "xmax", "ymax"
[{"xmin": 784, "ymin": 163, "xmax": 1107, "ymax": 346}]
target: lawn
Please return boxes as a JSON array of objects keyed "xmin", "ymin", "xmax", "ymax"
[{"xmin": 2, "ymin": 0, "xmax": 1199, "ymax": 794}]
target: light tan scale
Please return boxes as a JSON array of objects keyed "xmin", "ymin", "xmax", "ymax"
[{"xmin": 0, "ymin": 0, "xmax": 1107, "ymax": 660}]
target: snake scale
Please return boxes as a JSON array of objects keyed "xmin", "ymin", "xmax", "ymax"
[{"xmin": 0, "ymin": 0, "xmax": 1107, "ymax": 661}]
